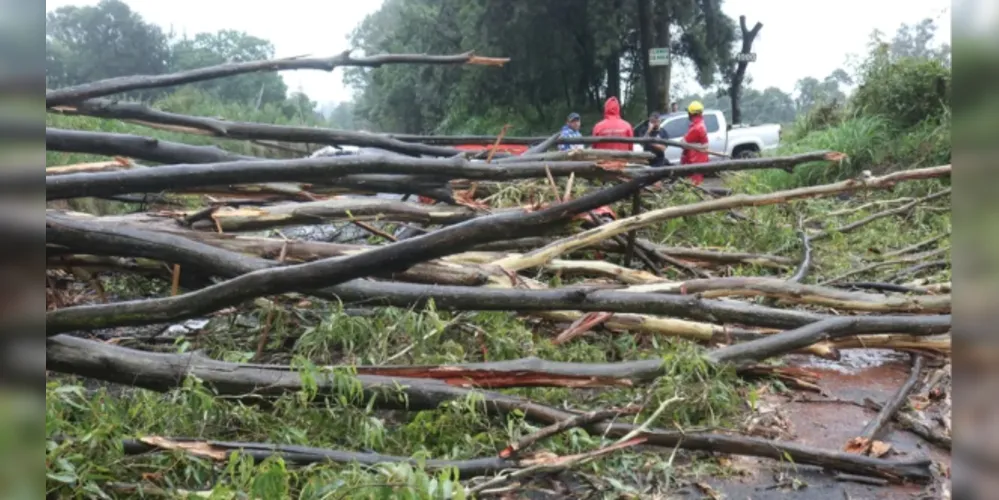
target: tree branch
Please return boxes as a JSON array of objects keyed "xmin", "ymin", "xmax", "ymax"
[
  {"xmin": 706, "ymin": 316, "xmax": 950, "ymax": 365},
  {"xmin": 46, "ymin": 51, "xmax": 508, "ymax": 106},
  {"xmin": 45, "ymin": 167, "xmax": 676, "ymax": 334},
  {"xmin": 50, "ymin": 98, "xmax": 465, "ymax": 157},
  {"xmin": 493, "ymin": 165, "xmax": 951, "ymax": 272},
  {"xmin": 47, "ymin": 335, "xmax": 934, "ymax": 482}
]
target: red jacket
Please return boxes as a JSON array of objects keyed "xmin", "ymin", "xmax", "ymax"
[
  {"xmin": 680, "ymin": 115, "xmax": 709, "ymax": 185},
  {"xmin": 591, "ymin": 97, "xmax": 633, "ymax": 151}
]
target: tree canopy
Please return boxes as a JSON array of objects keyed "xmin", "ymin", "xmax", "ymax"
[{"xmin": 44, "ymin": 1, "xmax": 951, "ymax": 134}]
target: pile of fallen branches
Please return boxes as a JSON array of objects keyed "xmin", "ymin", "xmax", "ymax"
[{"xmin": 45, "ymin": 49, "xmax": 953, "ymax": 495}]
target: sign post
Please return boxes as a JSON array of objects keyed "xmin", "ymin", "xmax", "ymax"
[
  {"xmin": 649, "ymin": 48, "xmax": 670, "ymax": 111},
  {"xmin": 648, "ymin": 48, "xmax": 670, "ymax": 67},
  {"xmin": 735, "ymin": 52, "xmax": 757, "ymax": 63}
]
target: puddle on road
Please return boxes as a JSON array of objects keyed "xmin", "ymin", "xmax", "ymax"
[{"xmin": 703, "ymin": 348, "xmax": 949, "ymax": 499}]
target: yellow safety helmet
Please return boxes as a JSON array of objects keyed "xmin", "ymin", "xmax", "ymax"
[{"xmin": 687, "ymin": 101, "xmax": 704, "ymax": 114}]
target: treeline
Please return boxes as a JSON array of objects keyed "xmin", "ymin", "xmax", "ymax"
[
  {"xmin": 345, "ymin": 1, "xmax": 952, "ymax": 134},
  {"xmin": 45, "ymin": 0, "xmax": 322, "ymax": 125},
  {"xmin": 45, "ymin": 0, "xmax": 952, "ymax": 138}
]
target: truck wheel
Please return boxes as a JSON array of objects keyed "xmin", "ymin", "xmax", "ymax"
[{"xmin": 735, "ymin": 149, "xmax": 760, "ymax": 159}]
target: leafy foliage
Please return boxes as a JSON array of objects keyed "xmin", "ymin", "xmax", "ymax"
[{"xmin": 345, "ymin": 0, "xmax": 738, "ymax": 134}]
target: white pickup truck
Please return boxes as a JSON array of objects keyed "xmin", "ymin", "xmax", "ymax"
[{"xmin": 633, "ymin": 109, "xmax": 782, "ymax": 164}]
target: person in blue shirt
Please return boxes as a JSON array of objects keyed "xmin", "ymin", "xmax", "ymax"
[{"xmin": 558, "ymin": 112, "xmax": 583, "ymax": 151}]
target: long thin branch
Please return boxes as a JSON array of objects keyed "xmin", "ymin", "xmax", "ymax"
[
  {"xmin": 46, "ymin": 335, "xmax": 934, "ymax": 482},
  {"xmin": 820, "ymin": 247, "xmax": 950, "ymax": 285},
  {"xmin": 50, "ymin": 98, "xmax": 464, "ymax": 158},
  {"xmin": 45, "ymin": 148, "xmax": 839, "ymax": 201},
  {"xmin": 45, "ymin": 167, "xmax": 676, "ymax": 334},
  {"xmin": 631, "ymin": 277, "xmax": 950, "ymax": 313},
  {"xmin": 44, "ymin": 154, "xmax": 635, "ymax": 201},
  {"xmin": 388, "ymin": 133, "xmax": 755, "ymax": 155},
  {"xmin": 498, "ymin": 406, "xmax": 640, "ymax": 458},
  {"xmin": 882, "ymin": 233, "xmax": 949, "ymax": 258},
  {"xmin": 46, "ymin": 51, "xmax": 508, "ymax": 106},
  {"xmin": 807, "ymin": 189, "xmax": 951, "ymax": 243},
  {"xmin": 45, "ymin": 128, "xmax": 455, "ymax": 200},
  {"xmin": 706, "ymin": 316, "xmax": 950, "ymax": 365},
  {"xmin": 493, "ymin": 165, "xmax": 952, "ymax": 272},
  {"xmin": 111, "ymin": 436, "xmax": 518, "ymax": 476}
]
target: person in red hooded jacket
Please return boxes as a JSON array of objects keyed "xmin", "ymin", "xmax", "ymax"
[
  {"xmin": 591, "ymin": 97, "xmax": 633, "ymax": 151},
  {"xmin": 680, "ymin": 100, "xmax": 710, "ymax": 186}
]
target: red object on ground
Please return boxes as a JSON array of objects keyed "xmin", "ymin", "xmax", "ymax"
[
  {"xmin": 591, "ymin": 97, "xmax": 634, "ymax": 151},
  {"xmin": 452, "ymin": 144, "xmax": 530, "ymax": 155}
]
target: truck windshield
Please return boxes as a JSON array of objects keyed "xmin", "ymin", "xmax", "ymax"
[{"xmin": 662, "ymin": 114, "xmax": 722, "ymax": 138}]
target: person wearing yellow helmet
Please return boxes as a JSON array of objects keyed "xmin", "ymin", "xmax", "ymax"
[{"xmin": 680, "ymin": 100, "xmax": 709, "ymax": 185}]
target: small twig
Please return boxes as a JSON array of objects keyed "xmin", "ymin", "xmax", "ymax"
[
  {"xmin": 882, "ymin": 233, "xmax": 948, "ymax": 258},
  {"xmin": 563, "ymin": 172, "xmax": 575, "ymax": 202},
  {"xmin": 179, "ymin": 205, "xmax": 218, "ymax": 227},
  {"xmin": 804, "ymin": 197, "xmax": 915, "ymax": 223},
  {"xmin": 886, "ymin": 260, "xmax": 949, "ymax": 283},
  {"xmin": 484, "ymin": 124, "xmax": 510, "ymax": 163},
  {"xmin": 834, "ymin": 473, "xmax": 889, "ymax": 486},
  {"xmin": 820, "ymin": 247, "xmax": 949, "ymax": 285},
  {"xmin": 809, "ymin": 189, "xmax": 950, "ymax": 243},
  {"xmin": 170, "ymin": 264, "xmax": 181, "ymax": 296},
  {"xmin": 498, "ymin": 406, "xmax": 640, "ymax": 459},
  {"xmin": 830, "ymin": 282, "xmax": 927, "ymax": 294},
  {"xmin": 468, "ymin": 437, "xmax": 647, "ymax": 495},
  {"xmin": 787, "ymin": 214, "xmax": 812, "ymax": 283},
  {"xmin": 543, "ymin": 165, "xmax": 563, "ymax": 203},
  {"xmin": 350, "ymin": 220, "xmax": 398, "ymax": 242}
]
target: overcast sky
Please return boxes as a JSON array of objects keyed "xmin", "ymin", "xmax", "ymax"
[{"xmin": 47, "ymin": 0, "xmax": 951, "ymax": 105}]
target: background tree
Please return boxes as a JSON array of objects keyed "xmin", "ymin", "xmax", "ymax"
[
  {"xmin": 721, "ymin": 15, "xmax": 763, "ymax": 124},
  {"xmin": 346, "ymin": 0, "xmax": 739, "ymax": 133},
  {"xmin": 45, "ymin": 0, "xmax": 171, "ymax": 98},
  {"xmin": 169, "ymin": 30, "xmax": 289, "ymax": 107}
]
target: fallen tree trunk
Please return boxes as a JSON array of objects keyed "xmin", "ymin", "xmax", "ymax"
[
  {"xmin": 46, "ymin": 51, "xmax": 508, "ymax": 107},
  {"xmin": 706, "ymin": 316, "xmax": 950, "ymax": 365},
  {"xmin": 50, "ymin": 98, "xmax": 464, "ymax": 158},
  {"xmin": 44, "ymin": 153, "xmax": 642, "ymax": 200},
  {"xmin": 45, "ymin": 128, "xmax": 456, "ymax": 200},
  {"xmin": 494, "ymin": 165, "xmax": 953, "ymax": 271},
  {"xmin": 52, "ymin": 212, "xmax": 948, "ymax": 343},
  {"xmin": 627, "ymin": 277, "xmax": 950, "ymax": 313},
  {"xmin": 45, "ymin": 214, "xmax": 827, "ymax": 330},
  {"xmin": 45, "ymin": 167, "xmax": 677, "ymax": 334},
  {"xmin": 47, "ymin": 335, "xmax": 934, "ymax": 482},
  {"xmin": 45, "ymin": 147, "xmax": 840, "ymax": 201}
]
